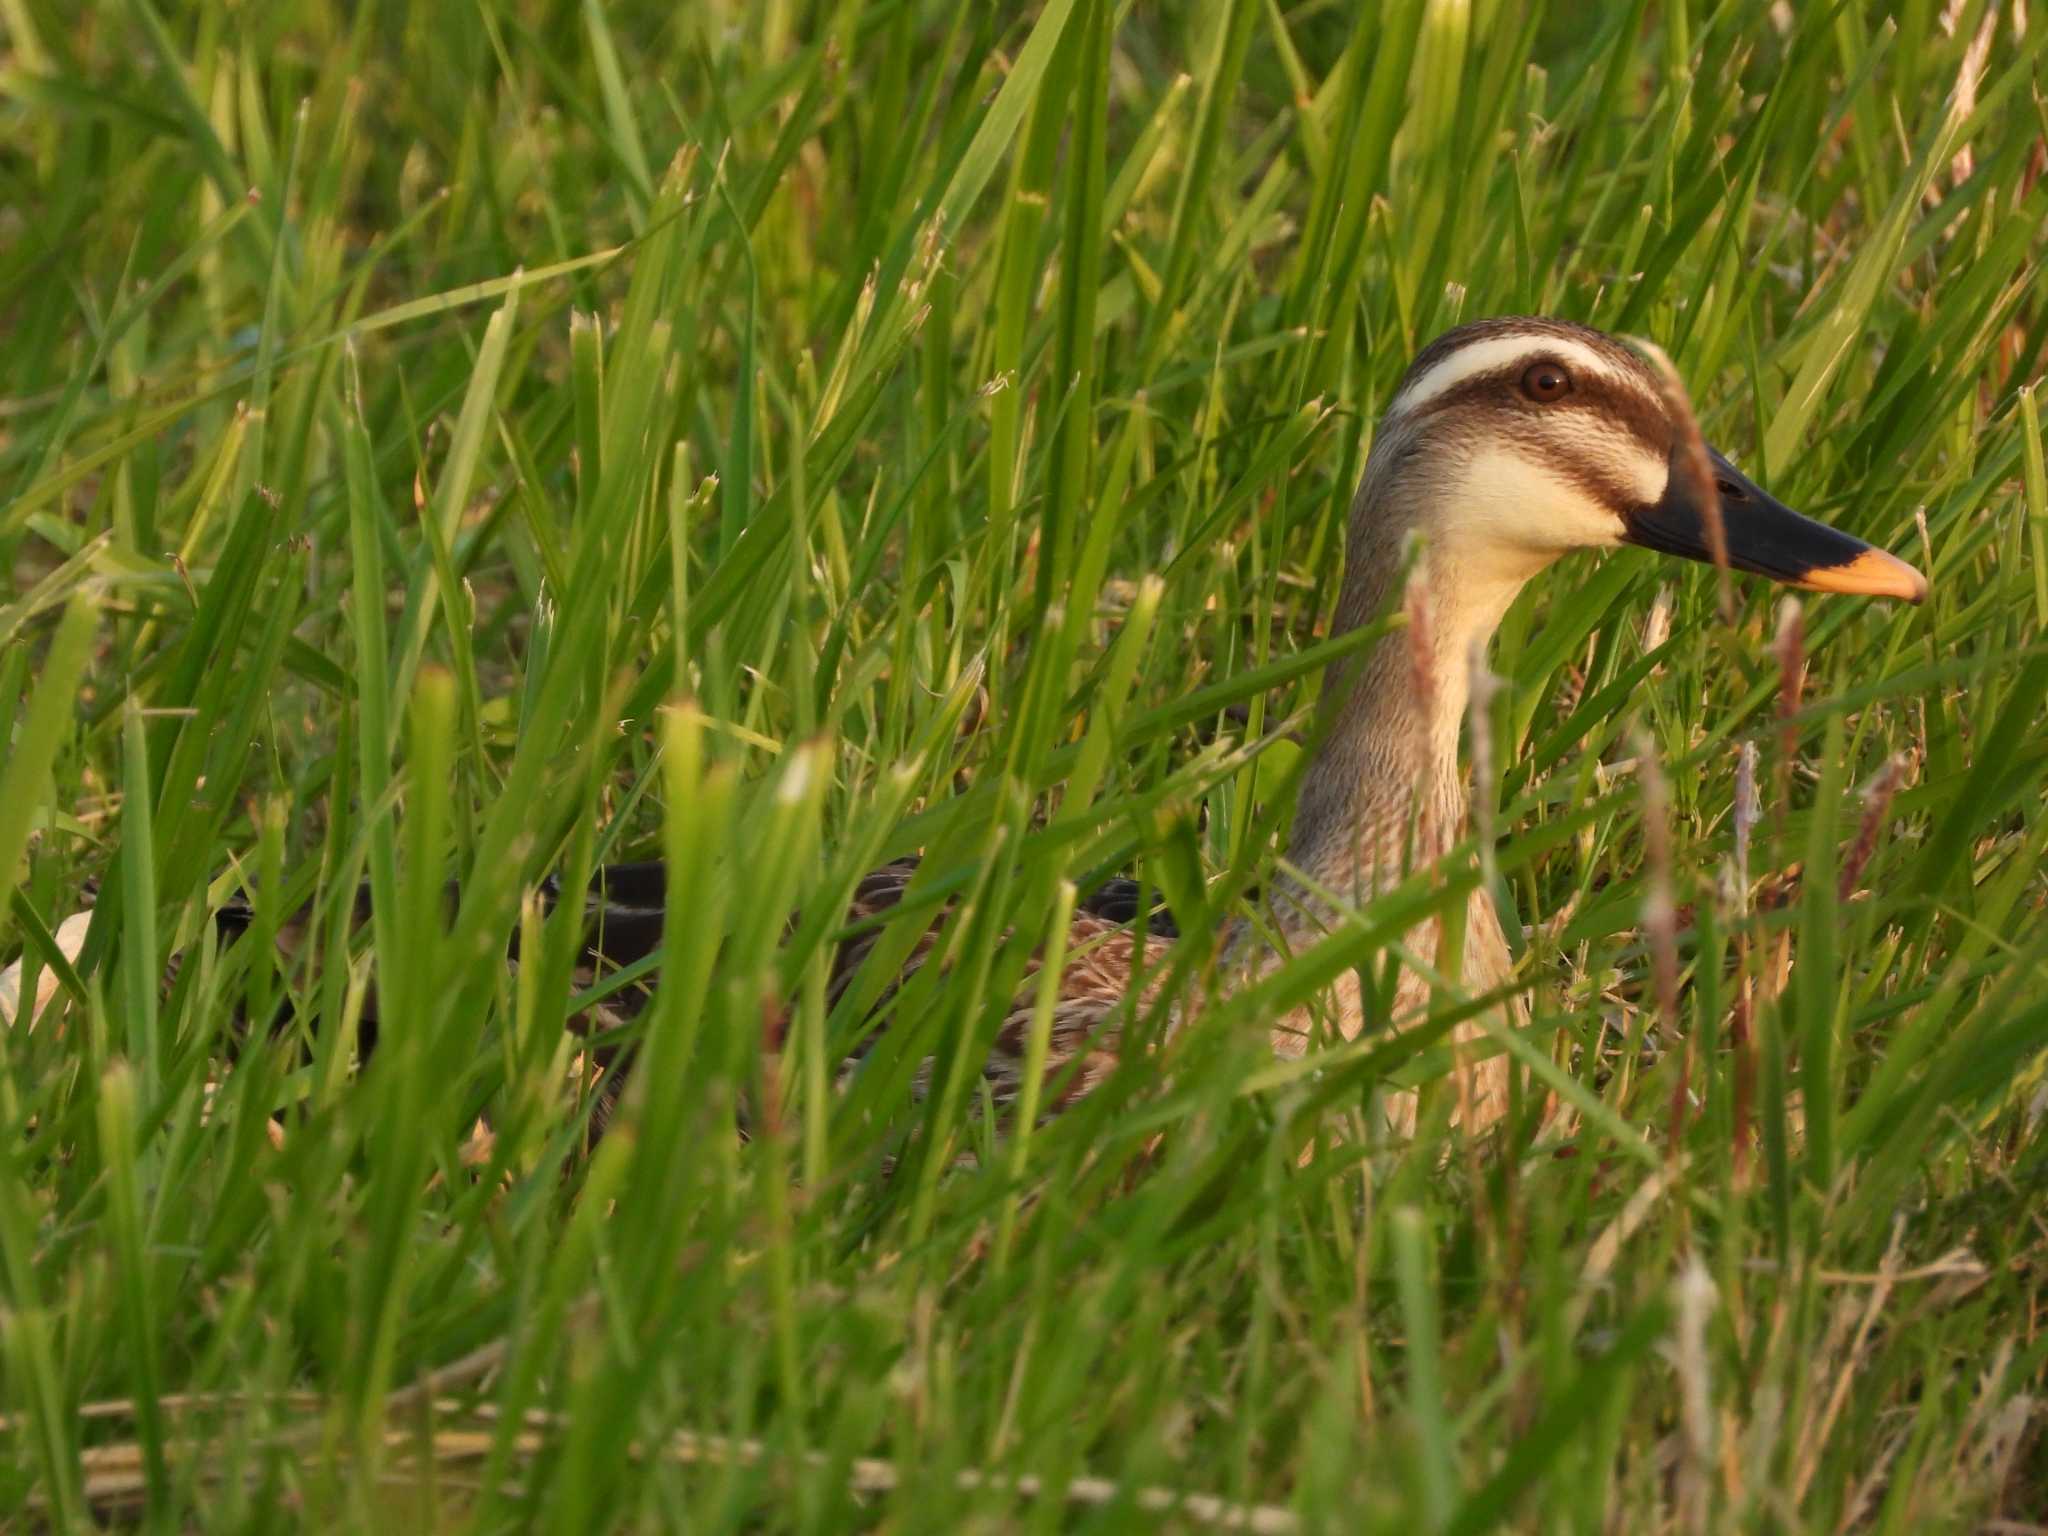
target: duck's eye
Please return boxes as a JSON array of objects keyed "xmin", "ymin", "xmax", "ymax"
[{"xmin": 1520, "ymin": 361, "xmax": 1572, "ymax": 402}]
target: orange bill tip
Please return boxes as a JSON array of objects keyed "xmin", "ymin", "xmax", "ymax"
[{"xmin": 1795, "ymin": 546, "xmax": 1929, "ymax": 604}]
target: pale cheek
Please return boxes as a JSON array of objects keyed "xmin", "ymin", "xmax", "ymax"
[{"xmin": 1449, "ymin": 450, "xmax": 1626, "ymax": 553}]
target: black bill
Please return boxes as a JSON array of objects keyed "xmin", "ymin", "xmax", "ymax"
[{"xmin": 1622, "ymin": 443, "xmax": 1927, "ymax": 603}]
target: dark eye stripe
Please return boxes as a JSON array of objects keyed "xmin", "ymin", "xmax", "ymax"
[
  {"xmin": 1542, "ymin": 455, "xmax": 1649, "ymax": 515},
  {"xmin": 1403, "ymin": 364, "xmax": 1670, "ymax": 455}
]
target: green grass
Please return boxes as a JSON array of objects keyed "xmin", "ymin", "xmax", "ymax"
[{"xmin": 3, "ymin": 0, "xmax": 2046, "ymax": 1528}]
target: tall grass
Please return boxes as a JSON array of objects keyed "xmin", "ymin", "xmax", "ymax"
[{"xmin": 2, "ymin": 0, "xmax": 2044, "ymax": 1527}]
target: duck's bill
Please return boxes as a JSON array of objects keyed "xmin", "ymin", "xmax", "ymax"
[{"xmin": 1622, "ymin": 444, "xmax": 1928, "ymax": 603}]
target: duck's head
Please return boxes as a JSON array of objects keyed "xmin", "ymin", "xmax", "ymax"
[{"xmin": 1359, "ymin": 316, "xmax": 1928, "ymax": 604}]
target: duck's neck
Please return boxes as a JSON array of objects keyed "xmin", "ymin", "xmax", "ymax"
[{"xmin": 1268, "ymin": 497, "xmax": 1542, "ymax": 942}]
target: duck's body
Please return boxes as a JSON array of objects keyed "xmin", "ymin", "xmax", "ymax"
[
  {"xmin": 537, "ymin": 855, "xmax": 1182, "ymax": 1128},
  {"xmin": 13, "ymin": 319, "xmax": 1922, "ymax": 1138},
  {"xmin": 497, "ymin": 320, "xmax": 1920, "ymax": 1137}
]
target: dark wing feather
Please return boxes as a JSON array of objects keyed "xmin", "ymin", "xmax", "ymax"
[{"xmin": 1075, "ymin": 878, "xmax": 1181, "ymax": 938}]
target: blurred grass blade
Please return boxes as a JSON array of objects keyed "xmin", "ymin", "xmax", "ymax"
[{"xmin": 0, "ymin": 596, "xmax": 97, "ymax": 940}]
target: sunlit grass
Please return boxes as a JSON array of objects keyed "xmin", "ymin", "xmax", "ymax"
[{"xmin": 2, "ymin": 0, "xmax": 2044, "ymax": 1528}]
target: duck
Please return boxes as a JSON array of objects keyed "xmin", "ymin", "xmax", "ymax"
[
  {"xmin": 807, "ymin": 318, "xmax": 1921, "ymax": 1138},
  {"xmin": 0, "ymin": 319, "xmax": 1929, "ymax": 1141}
]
